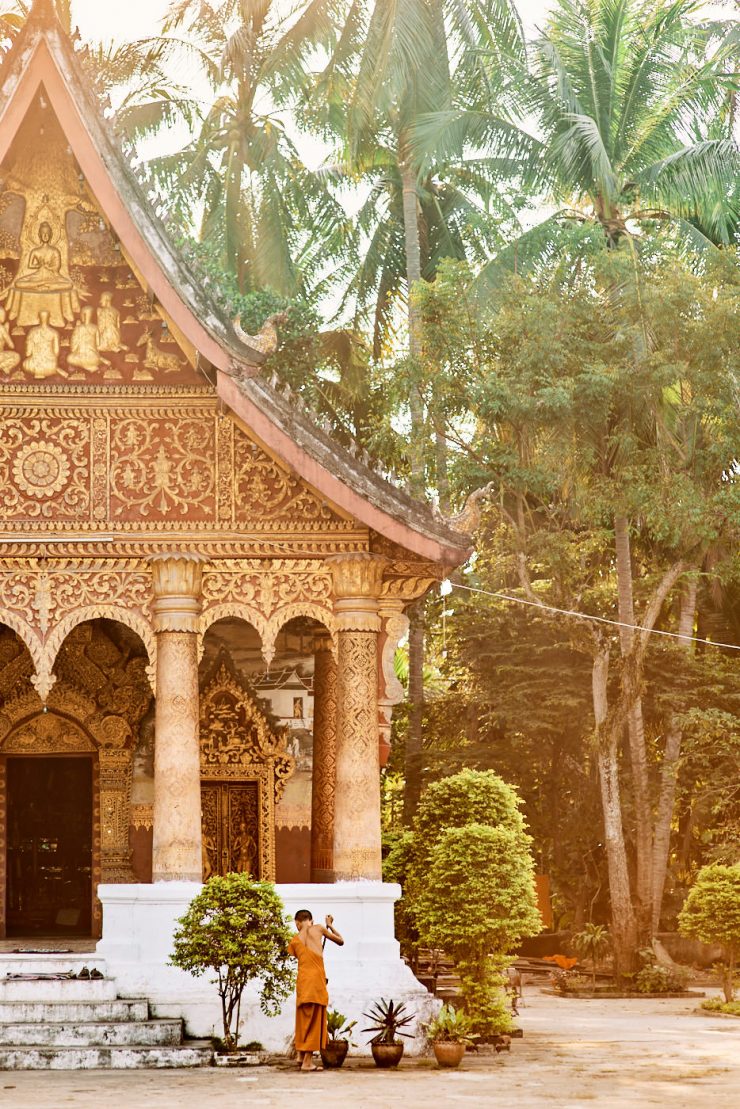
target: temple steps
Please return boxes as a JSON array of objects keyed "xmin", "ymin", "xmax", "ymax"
[
  {"xmin": 0, "ymin": 1017, "xmax": 185, "ymax": 1047},
  {"xmin": 0, "ymin": 954, "xmax": 214, "ymax": 1069},
  {"xmin": 0, "ymin": 1044, "xmax": 214, "ymax": 1070},
  {"xmin": 0, "ymin": 999, "xmax": 149, "ymax": 1023}
]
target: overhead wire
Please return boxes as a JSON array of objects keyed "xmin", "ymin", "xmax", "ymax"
[{"xmin": 441, "ymin": 580, "xmax": 740, "ymax": 652}]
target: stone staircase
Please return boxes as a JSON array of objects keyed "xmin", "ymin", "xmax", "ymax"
[{"xmin": 0, "ymin": 955, "xmax": 213, "ymax": 1069}]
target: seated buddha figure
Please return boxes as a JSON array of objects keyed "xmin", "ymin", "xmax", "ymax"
[{"xmin": 3, "ymin": 220, "xmax": 79, "ymax": 328}]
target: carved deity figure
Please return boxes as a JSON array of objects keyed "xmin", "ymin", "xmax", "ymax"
[
  {"xmin": 0, "ymin": 307, "xmax": 20, "ymax": 374},
  {"xmin": 202, "ymin": 830, "xmax": 217, "ymax": 881},
  {"xmin": 3, "ymin": 220, "xmax": 79, "ymax": 327},
  {"xmin": 67, "ymin": 306, "xmax": 109, "ymax": 372},
  {"xmin": 232, "ymin": 819, "xmax": 257, "ymax": 875},
  {"xmin": 97, "ymin": 291, "xmax": 128, "ymax": 351},
  {"xmin": 23, "ymin": 310, "xmax": 62, "ymax": 379}
]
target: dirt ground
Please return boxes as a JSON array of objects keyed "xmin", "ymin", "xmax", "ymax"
[{"xmin": 0, "ymin": 986, "xmax": 738, "ymax": 1108}]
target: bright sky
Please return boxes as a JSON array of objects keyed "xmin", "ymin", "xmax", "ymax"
[{"xmin": 70, "ymin": 0, "xmax": 557, "ymax": 44}]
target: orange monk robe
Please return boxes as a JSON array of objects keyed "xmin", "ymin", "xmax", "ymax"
[{"xmin": 288, "ymin": 934, "xmax": 329, "ymax": 1052}]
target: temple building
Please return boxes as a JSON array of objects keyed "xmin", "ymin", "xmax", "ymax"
[{"xmin": 0, "ymin": 2, "xmax": 469, "ymax": 1052}]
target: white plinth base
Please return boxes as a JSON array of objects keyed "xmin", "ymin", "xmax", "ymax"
[{"xmin": 96, "ymin": 882, "xmax": 437, "ymax": 1055}]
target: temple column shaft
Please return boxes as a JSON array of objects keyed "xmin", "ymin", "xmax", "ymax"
[
  {"xmin": 326, "ymin": 554, "xmax": 386, "ymax": 881},
  {"xmin": 150, "ymin": 554, "xmax": 204, "ymax": 882},
  {"xmin": 310, "ymin": 634, "xmax": 337, "ymax": 883}
]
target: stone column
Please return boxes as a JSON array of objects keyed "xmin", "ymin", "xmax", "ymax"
[
  {"xmin": 310, "ymin": 632, "xmax": 337, "ymax": 883},
  {"xmin": 378, "ymin": 599, "xmax": 410, "ymax": 768},
  {"xmin": 325, "ymin": 553, "xmax": 386, "ymax": 881},
  {"xmin": 150, "ymin": 554, "xmax": 204, "ymax": 882}
]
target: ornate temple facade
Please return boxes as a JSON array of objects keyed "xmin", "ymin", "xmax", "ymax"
[{"xmin": 0, "ymin": 0, "xmax": 469, "ymax": 959}]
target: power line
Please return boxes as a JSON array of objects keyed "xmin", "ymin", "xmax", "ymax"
[{"xmin": 442, "ymin": 580, "xmax": 740, "ymax": 653}]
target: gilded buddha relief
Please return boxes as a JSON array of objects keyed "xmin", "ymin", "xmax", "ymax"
[
  {"xmin": 0, "ymin": 94, "xmax": 199, "ymax": 385},
  {"xmin": 3, "ymin": 213, "xmax": 79, "ymax": 327}
]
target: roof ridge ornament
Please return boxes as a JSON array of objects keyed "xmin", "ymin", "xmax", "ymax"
[{"xmin": 29, "ymin": 0, "xmax": 59, "ymax": 28}]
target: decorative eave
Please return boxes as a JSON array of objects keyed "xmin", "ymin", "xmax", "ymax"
[{"xmin": 0, "ymin": 3, "xmax": 472, "ymax": 568}]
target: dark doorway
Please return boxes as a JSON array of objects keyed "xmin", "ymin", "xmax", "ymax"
[{"xmin": 6, "ymin": 756, "xmax": 93, "ymax": 936}]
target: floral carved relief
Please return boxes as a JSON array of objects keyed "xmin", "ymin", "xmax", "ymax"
[
  {"xmin": 109, "ymin": 416, "xmax": 216, "ymax": 521},
  {"xmin": 232, "ymin": 428, "xmax": 346, "ymax": 527},
  {"xmin": 0, "ymin": 416, "xmax": 90, "ymax": 519}
]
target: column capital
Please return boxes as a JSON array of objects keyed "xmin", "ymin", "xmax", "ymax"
[
  {"xmin": 150, "ymin": 553, "xmax": 205, "ymax": 633},
  {"xmin": 313, "ymin": 630, "xmax": 335, "ymax": 654},
  {"xmin": 325, "ymin": 553, "xmax": 386, "ymax": 633}
]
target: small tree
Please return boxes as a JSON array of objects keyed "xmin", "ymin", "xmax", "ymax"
[
  {"xmin": 408, "ymin": 770, "xmax": 526, "ymax": 896},
  {"xmin": 414, "ymin": 824, "xmax": 542, "ymax": 1037},
  {"xmin": 572, "ymin": 924, "xmax": 611, "ymax": 988},
  {"xmin": 678, "ymin": 864, "xmax": 740, "ymax": 1003},
  {"xmin": 170, "ymin": 874, "xmax": 294, "ymax": 1052}
]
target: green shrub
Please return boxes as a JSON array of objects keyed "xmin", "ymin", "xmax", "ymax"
[
  {"xmin": 382, "ymin": 830, "xmax": 418, "ymax": 960},
  {"xmin": 170, "ymin": 874, "xmax": 294, "ymax": 1052},
  {"xmin": 412, "ymin": 770, "xmax": 525, "ymax": 867},
  {"xmin": 572, "ymin": 924, "xmax": 611, "ymax": 987},
  {"xmin": 414, "ymin": 823, "xmax": 541, "ymax": 1036},
  {"xmin": 679, "ymin": 864, "xmax": 740, "ymax": 1002},
  {"xmin": 701, "ymin": 998, "xmax": 740, "ymax": 1016}
]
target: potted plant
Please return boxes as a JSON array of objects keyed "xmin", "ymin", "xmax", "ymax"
[
  {"xmin": 170, "ymin": 873, "xmax": 294, "ymax": 1061},
  {"xmin": 320, "ymin": 1010, "xmax": 357, "ymax": 1069},
  {"xmin": 362, "ymin": 998, "xmax": 414, "ymax": 1068},
  {"xmin": 424, "ymin": 1004, "xmax": 477, "ymax": 1068}
]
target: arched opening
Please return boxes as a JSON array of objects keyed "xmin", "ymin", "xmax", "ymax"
[
  {"xmin": 0, "ymin": 618, "xmax": 152, "ymax": 938},
  {"xmin": 199, "ymin": 614, "xmax": 333, "ymax": 883}
]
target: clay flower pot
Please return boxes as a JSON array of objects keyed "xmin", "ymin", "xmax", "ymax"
[
  {"xmin": 433, "ymin": 1041, "xmax": 466, "ymax": 1068},
  {"xmin": 371, "ymin": 1041, "xmax": 405, "ymax": 1068},
  {"xmin": 320, "ymin": 1039, "xmax": 349, "ymax": 1068}
]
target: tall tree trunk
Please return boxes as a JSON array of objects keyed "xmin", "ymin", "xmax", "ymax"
[
  {"xmin": 592, "ymin": 642, "xmax": 637, "ymax": 975},
  {"xmin": 614, "ymin": 514, "xmax": 653, "ymax": 942},
  {"xmin": 403, "ymin": 599, "xmax": 425, "ymax": 823},
  {"xmin": 399, "ymin": 144, "xmax": 426, "ymax": 822},
  {"xmin": 650, "ymin": 578, "xmax": 698, "ymax": 932},
  {"xmin": 399, "ymin": 150, "xmax": 425, "ymax": 492}
]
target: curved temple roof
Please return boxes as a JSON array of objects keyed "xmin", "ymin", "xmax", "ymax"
[{"xmin": 0, "ymin": 0, "xmax": 471, "ymax": 567}]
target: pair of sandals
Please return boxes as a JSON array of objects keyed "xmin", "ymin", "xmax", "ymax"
[{"xmin": 69, "ymin": 966, "xmax": 104, "ymax": 980}]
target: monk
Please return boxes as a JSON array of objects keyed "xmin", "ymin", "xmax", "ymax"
[{"xmin": 288, "ymin": 910, "xmax": 343, "ymax": 1071}]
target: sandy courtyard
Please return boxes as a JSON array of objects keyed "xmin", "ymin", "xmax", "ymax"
[{"xmin": 0, "ymin": 987, "xmax": 737, "ymax": 1108}]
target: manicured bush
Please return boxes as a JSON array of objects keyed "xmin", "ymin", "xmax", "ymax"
[
  {"xmin": 412, "ymin": 770, "xmax": 525, "ymax": 864},
  {"xmin": 170, "ymin": 873, "xmax": 294, "ymax": 1052},
  {"xmin": 413, "ymin": 823, "xmax": 541, "ymax": 1036},
  {"xmin": 679, "ymin": 864, "xmax": 740, "ymax": 1002}
]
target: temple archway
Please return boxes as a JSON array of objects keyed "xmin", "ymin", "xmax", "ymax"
[
  {"xmin": 0, "ymin": 618, "xmax": 152, "ymax": 937},
  {"xmin": 198, "ymin": 617, "xmax": 294, "ymax": 883}
]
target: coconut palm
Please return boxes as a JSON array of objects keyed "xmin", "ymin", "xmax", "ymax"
[
  {"xmin": 315, "ymin": 1, "xmax": 525, "ymax": 823},
  {"xmin": 317, "ymin": 0, "xmax": 525, "ymax": 477},
  {"xmin": 137, "ymin": 0, "xmax": 346, "ymax": 295},
  {"xmin": 416, "ymin": 0, "xmax": 739, "ymax": 281}
]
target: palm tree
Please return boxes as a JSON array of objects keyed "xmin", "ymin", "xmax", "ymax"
[
  {"xmin": 317, "ymin": 0, "xmax": 525, "ymax": 488},
  {"xmin": 315, "ymin": 1, "xmax": 524, "ymax": 823},
  {"xmin": 137, "ymin": 0, "xmax": 346, "ymax": 295},
  {"xmin": 417, "ymin": 0, "xmax": 739, "ymax": 279}
]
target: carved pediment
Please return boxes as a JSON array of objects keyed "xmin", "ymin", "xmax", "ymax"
[
  {"xmin": 199, "ymin": 647, "xmax": 295, "ymax": 801},
  {"xmin": 0, "ymin": 97, "xmax": 199, "ymax": 388}
]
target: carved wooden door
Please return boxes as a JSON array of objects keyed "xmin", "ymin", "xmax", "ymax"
[{"xmin": 201, "ymin": 781, "xmax": 261, "ymax": 880}]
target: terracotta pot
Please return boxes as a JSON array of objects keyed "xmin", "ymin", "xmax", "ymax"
[
  {"xmin": 433, "ymin": 1041, "xmax": 466, "ymax": 1068},
  {"xmin": 320, "ymin": 1039, "xmax": 349, "ymax": 1068},
  {"xmin": 371, "ymin": 1041, "xmax": 405, "ymax": 1068}
]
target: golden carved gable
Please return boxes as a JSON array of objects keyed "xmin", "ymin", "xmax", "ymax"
[
  {"xmin": 0, "ymin": 97, "xmax": 199, "ymax": 387},
  {"xmin": 199, "ymin": 648, "xmax": 295, "ymax": 802}
]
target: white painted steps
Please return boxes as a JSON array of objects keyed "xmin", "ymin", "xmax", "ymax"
[{"xmin": 0, "ymin": 954, "xmax": 213, "ymax": 1069}]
